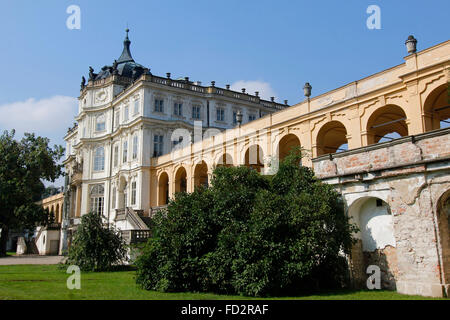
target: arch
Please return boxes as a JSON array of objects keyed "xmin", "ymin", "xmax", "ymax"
[
  {"xmin": 174, "ymin": 166, "xmax": 187, "ymax": 193},
  {"xmin": 244, "ymin": 144, "xmax": 264, "ymax": 172},
  {"xmin": 316, "ymin": 121, "xmax": 348, "ymax": 156},
  {"xmin": 158, "ymin": 171, "xmax": 169, "ymax": 206},
  {"xmin": 216, "ymin": 153, "xmax": 234, "ymax": 167},
  {"xmin": 194, "ymin": 161, "xmax": 209, "ymax": 188},
  {"xmin": 436, "ymin": 189, "xmax": 450, "ymax": 286},
  {"xmin": 348, "ymin": 196, "xmax": 397, "ymax": 290},
  {"xmin": 423, "ymin": 84, "xmax": 450, "ymax": 132},
  {"xmin": 366, "ymin": 104, "xmax": 408, "ymax": 145},
  {"xmin": 277, "ymin": 133, "xmax": 301, "ymax": 162}
]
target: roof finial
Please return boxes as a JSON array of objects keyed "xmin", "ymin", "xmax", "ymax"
[{"xmin": 117, "ymin": 27, "xmax": 134, "ymax": 63}]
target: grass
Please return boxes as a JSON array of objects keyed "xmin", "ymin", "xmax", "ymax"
[
  {"xmin": 0, "ymin": 264, "xmax": 445, "ymax": 300},
  {"xmin": 6, "ymin": 252, "xmax": 15, "ymax": 257}
]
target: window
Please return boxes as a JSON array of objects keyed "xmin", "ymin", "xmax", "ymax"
[
  {"xmin": 131, "ymin": 181, "xmax": 137, "ymax": 205},
  {"xmin": 124, "ymin": 105, "xmax": 129, "ymax": 122},
  {"xmin": 174, "ymin": 102, "xmax": 183, "ymax": 116},
  {"xmin": 216, "ymin": 108, "xmax": 225, "ymax": 122},
  {"xmin": 114, "ymin": 111, "xmax": 120, "ymax": 128},
  {"xmin": 249, "ymin": 114, "xmax": 256, "ymax": 121},
  {"xmin": 112, "ymin": 187, "xmax": 116, "ymax": 209},
  {"xmin": 123, "ymin": 141, "xmax": 128, "ymax": 163},
  {"xmin": 233, "ymin": 111, "xmax": 237, "ymax": 125},
  {"xmin": 132, "ymin": 135, "xmax": 138, "ymax": 160},
  {"xmin": 153, "ymin": 135, "xmax": 163, "ymax": 157},
  {"xmin": 96, "ymin": 113, "xmax": 106, "ymax": 132},
  {"xmin": 113, "ymin": 144, "xmax": 119, "ymax": 167},
  {"xmin": 133, "ymin": 99, "xmax": 140, "ymax": 115},
  {"xmin": 173, "ymin": 136, "xmax": 183, "ymax": 147},
  {"xmin": 90, "ymin": 184, "xmax": 104, "ymax": 216},
  {"xmin": 154, "ymin": 99, "xmax": 164, "ymax": 113},
  {"xmin": 192, "ymin": 105, "xmax": 201, "ymax": 119},
  {"xmin": 93, "ymin": 146, "xmax": 105, "ymax": 171}
]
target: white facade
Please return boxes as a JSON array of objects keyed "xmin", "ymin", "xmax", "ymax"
[{"xmin": 63, "ymin": 31, "xmax": 287, "ymax": 233}]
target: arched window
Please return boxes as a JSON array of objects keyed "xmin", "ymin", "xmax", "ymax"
[
  {"xmin": 93, "ymin": 146, "xmax": 105, "ymax": 171},
  {"xmin": 90, "ymin": 184, "xmax": 105, "ymax": 216},
  {"xmin": 95, "ymin": 113, "xmax": 106, "ymax": 132}
]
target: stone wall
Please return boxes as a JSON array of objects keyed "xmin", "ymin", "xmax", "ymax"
[{"xmin": 313, "ymin": 128, "xmax": 450, "ymax": 297}]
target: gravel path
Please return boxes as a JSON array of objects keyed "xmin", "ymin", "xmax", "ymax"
[{"xmin": 0, "ymin": 255, "xmax": 65, "ymax": 265}]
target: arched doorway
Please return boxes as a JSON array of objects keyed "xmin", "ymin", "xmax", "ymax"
[
  {"xmin": 366, "ymin": 105, "xmax": 408, "ymax": 145},
  {"xmin": 316, "ymin": 121, "xmax": 348, "ymax": 156},
  {"xmin": 244, "ymin": 145, "xmax": 264, "ymax": 172},
  {"xmin": 348, "ymin": 196, "xmax": 397, "ymax": 290},
  {"xmin": 278, "ymin": 134, "xmax": 301, "ymax": 162},
  {"xmin": 158, "ymin": 172, "xmax": 169, "ymax": 206},
  {"xmin": 175, "ymin": 167, "xmax": 187, "ymax": 193},
  {"xmin": 423, "ymin": 84, "xmax": 450, "ymax": 131},
  {"xmin": 436, "ymin": 190, "xmax": 450, "ymax": 288},
  {"xmin": 194, "ymin": 161, "xmax": 208, "ymax": 188}
]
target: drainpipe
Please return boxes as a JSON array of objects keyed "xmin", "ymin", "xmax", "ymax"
[
  {"xmin": 207, "ymin": 100, "xmax": 210, "ymax": 127},
  {"xmin": 106, "ymin": 105, "xmax": 115, "ymax": 227}
]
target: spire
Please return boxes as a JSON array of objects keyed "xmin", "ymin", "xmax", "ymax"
[{"xmin": 117, "ymin": 28, "xmax": 134, "ymax": 64}]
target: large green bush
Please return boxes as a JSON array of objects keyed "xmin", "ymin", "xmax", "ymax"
[
  {"xmin": 136, "ymin": 150, "xmax": 357, "ymax": 296},
  {"xmin": 66, "ymin": 212, "xmax": 128, "ymax": 271}
]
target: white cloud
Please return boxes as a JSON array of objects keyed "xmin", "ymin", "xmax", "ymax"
[
  {"xmin": 230, "ymin": 80, "xmax": 278, "ymax": 101},
  {"xmin": 0, "ymin": 95, "xmax": 77, "ymax": 139},
  {"xmin": 0, "ymin": 96, "xmax": 78, "ymax": 188}
]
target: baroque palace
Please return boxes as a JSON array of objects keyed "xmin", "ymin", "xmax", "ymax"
[{"xmin": 38, "ymin": 30, "xmax": 449, "ymax": 297}]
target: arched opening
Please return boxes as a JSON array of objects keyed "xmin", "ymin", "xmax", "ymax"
[
  {"xmin": 348, "ymin": 197, "xmax": 397, "ymax": 290},
  {"xmin": 316, "ymin": 121, "xmax": 348, "ymax": 156},
  {"xmin": 424, "ymin": 84, "xmax": 450, "ymax": 132},
  {"xmin": 244, "ymin": 145, "xmax": 264, "ymax": 172},
  {"xmin": 366, "ymin": 105, "xmax": 408, "ymax": 145},
  {"xmin": 436, "ymin": 190, "xmax": 450, "ymax": 287},
  {"xmin": 216, "ymin": 153, "xmax": 233, "ymax": 167},
  {"xmin": 194, "ymin": 161, "xmax": 209, "ymax": 188},
  {"xmin": 158, "ymin": 172, "xmax": 169, "ymax": 206},
  {"xmin": 175, "ymin": 167, "xmax": 187, "ymax": 193},
  {"xmin": 278, "ymin": 134, "xmax": 301, "ymax": 162}
]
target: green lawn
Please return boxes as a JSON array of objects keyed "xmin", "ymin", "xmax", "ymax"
[{"xmin": 0, "ymin": 264, "xmax": 445, "ymax": 300}]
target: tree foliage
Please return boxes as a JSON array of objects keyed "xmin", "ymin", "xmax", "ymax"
[
  {"xmin": 0, "ymin": 130, "xmax": 64, "ymax": 256},
  {"xmin": 66, "ymin": 212, "xmax": 128, "ymax": 271},
  {"xmin": 136, "ymin": 149, "xmax": 357, "ymax": 297}
]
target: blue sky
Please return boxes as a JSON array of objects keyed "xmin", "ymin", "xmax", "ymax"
[{"xmin": 0, "ymin": 0, "xmax": 448, "ymax": 187}]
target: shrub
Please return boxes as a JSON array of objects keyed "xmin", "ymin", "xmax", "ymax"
[
  {"xmin": 66, "ymin": 212, "xmax": 128, "ymax": 271},
  {"xmin": 136, "ymin": 149, "xmax": 357, "ymax": 296}
]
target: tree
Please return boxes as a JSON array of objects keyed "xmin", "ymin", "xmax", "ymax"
[
  {"xmin": 136, "ymin": 149, "xmax": 358, "ymax": 297},
  {"xmin": 66, "ymin": 212, "xmax": 128, "ymax": 271},
  {"xmin": 0, "ymin": 130, "xmax": 64, "ymax": 256}
]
